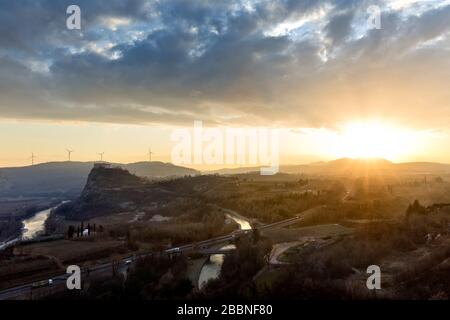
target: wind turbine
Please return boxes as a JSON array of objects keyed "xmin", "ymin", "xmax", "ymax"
[
  {"xmin": 98, "ymin": 152, "xmax": 105, "ymax": 162},
  {"xmin": 65, "ymin": 149, "xmax": 74, "ymax": 162},
  {"xmin": 148, "ymin": 148, "xmax": 154, "ymax": 162},
  {"xmin": 29, "ymin": 153, "xmax": 37, "ymax": 166}
]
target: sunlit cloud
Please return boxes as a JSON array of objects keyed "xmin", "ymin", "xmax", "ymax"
[
  {"xmin": 100, "ymin": 16, "xmax": 132, "ymax": 31},
  {"xmin": 0, "ymin": 0, "xmax": 449, "ymax": 165}
]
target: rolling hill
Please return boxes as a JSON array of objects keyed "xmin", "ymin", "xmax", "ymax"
[
  {"xmin": 205, "ymin": 158, "xmax": 450, "ymax": 176},
  {"xmin": 0, "ymin": 161, "xmax": 198, "ymax": 198},
  {"xmin": 1, "ymin": 158, "xmax": 448, "ymax": 199}
]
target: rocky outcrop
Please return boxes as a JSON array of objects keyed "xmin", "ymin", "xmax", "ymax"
[{"xmin": 56, "ymin": 165, "xmax": 175, "ymax": 220}]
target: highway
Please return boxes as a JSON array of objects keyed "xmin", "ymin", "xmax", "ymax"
[
  {"xmin": 0, "ymin": 208, "xmax": 310, "ymax": 300},
  {"xmin": 0, "ymin": 237, "xmax": 20, "ymax": 251}
]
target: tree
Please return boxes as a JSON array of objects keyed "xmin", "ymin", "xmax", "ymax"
[
  {"xmin": 111, "ymin": 255, "xmax": 121, "ymax": 277},
  {"xmin": 252, "ymin": 228, "xmax": 260, "ymax": 244},
  {"xmin": 406, "ymin": 199, "xmax": 426, "ymax": 216},
  {"xmin": 435, "ymin": 176, "xmax": 444, "ymax": 183},
  {"xmin": 67, "ymin": 225, "xmax": 75, "ymax": 239}
]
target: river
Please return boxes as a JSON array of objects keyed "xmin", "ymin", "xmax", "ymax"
[
  {"xmin": 21, "ymin": 201, "xmax": 67, "ymax": 240},
  {"xmin": 198, "ymin": 213, "xmax": 252, "ymax": 289},
  {"xmin": 21, "ymin": 208, "xmax": 53, "ymax": 240},
  {"xmin": 0, "ymin": 209, "xmax": 49, "ymax": 250},
  {"xmin": 225, "ymin": 213, "xmax": 251, "ymax": 230},
  {"xmin": 20, "ymin": 205, "xmax": 250, "ymax": 288}
]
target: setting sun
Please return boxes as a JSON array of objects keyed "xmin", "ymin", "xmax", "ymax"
[{"xmin": 333, "ymin": 121, "xmax": 418, "ymax": 161}]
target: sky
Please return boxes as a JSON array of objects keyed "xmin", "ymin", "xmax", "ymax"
[{"xmin": 0, "ymin": 0, "xmax": 449, "ymax": 168}]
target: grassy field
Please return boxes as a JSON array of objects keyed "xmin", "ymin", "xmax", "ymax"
[
  {"xmin": 264, "ymin": 224, "xmax": 354, "ymax": 265},
  {"xmin": 15, "ymin": 239, "xmax": 128, "ymax": 265},
  {"xmin": 394, "ymin": 180, "xmax": 450, "ymax": 206},
  {"xmin": 0, "ymin": 255, "xmax": 62, "ymax": 290},
  {"xmin": 263, "ymin": 224, "xmax": 354, "ymax": 243}
]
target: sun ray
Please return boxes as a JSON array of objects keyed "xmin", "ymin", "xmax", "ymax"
[{"xmin": 332, "ymin": 121, "xmax": 418, "ymax": 161}]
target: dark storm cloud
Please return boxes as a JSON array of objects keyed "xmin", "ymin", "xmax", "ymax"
[
  {"xmin": 325, "ymin": 11, "xmax": 354, "ymax": 45},
  {"xmin": 0, "ymin": 0, "xmax": 449, "ymax": 128},
  {"xmin": 0, "ymin": 0, "xmax": 148, "ymax": 51}
]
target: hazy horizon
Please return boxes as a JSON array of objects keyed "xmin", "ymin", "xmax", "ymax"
[{"xmin": 2, "ymin": 153, "xmax": 450, "ymax": 172}]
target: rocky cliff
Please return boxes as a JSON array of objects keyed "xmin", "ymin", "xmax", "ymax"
[{"xmin": 57, "ymin": 165, "xmax": 175, "ymax": 220}]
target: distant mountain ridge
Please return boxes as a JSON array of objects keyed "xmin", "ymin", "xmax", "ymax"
[
  {"xmin": 0, "ymin": 161, "xmax": 199, "ymax": 198},
  {"xmin": 205, "ymin": 158, "xmax": 450, "ymax": 176},
  {"xmin": 1, "ymin": 158, "xmax": 448, "ymax": 198},
  {"xmin": 285, "ymin": 158, "xmax": 450, "ymax": 175}
]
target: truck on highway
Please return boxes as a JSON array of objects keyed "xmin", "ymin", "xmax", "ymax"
[{"xmin": 31, "ymin": 279, "xmax": 53, "ymax": 288}]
